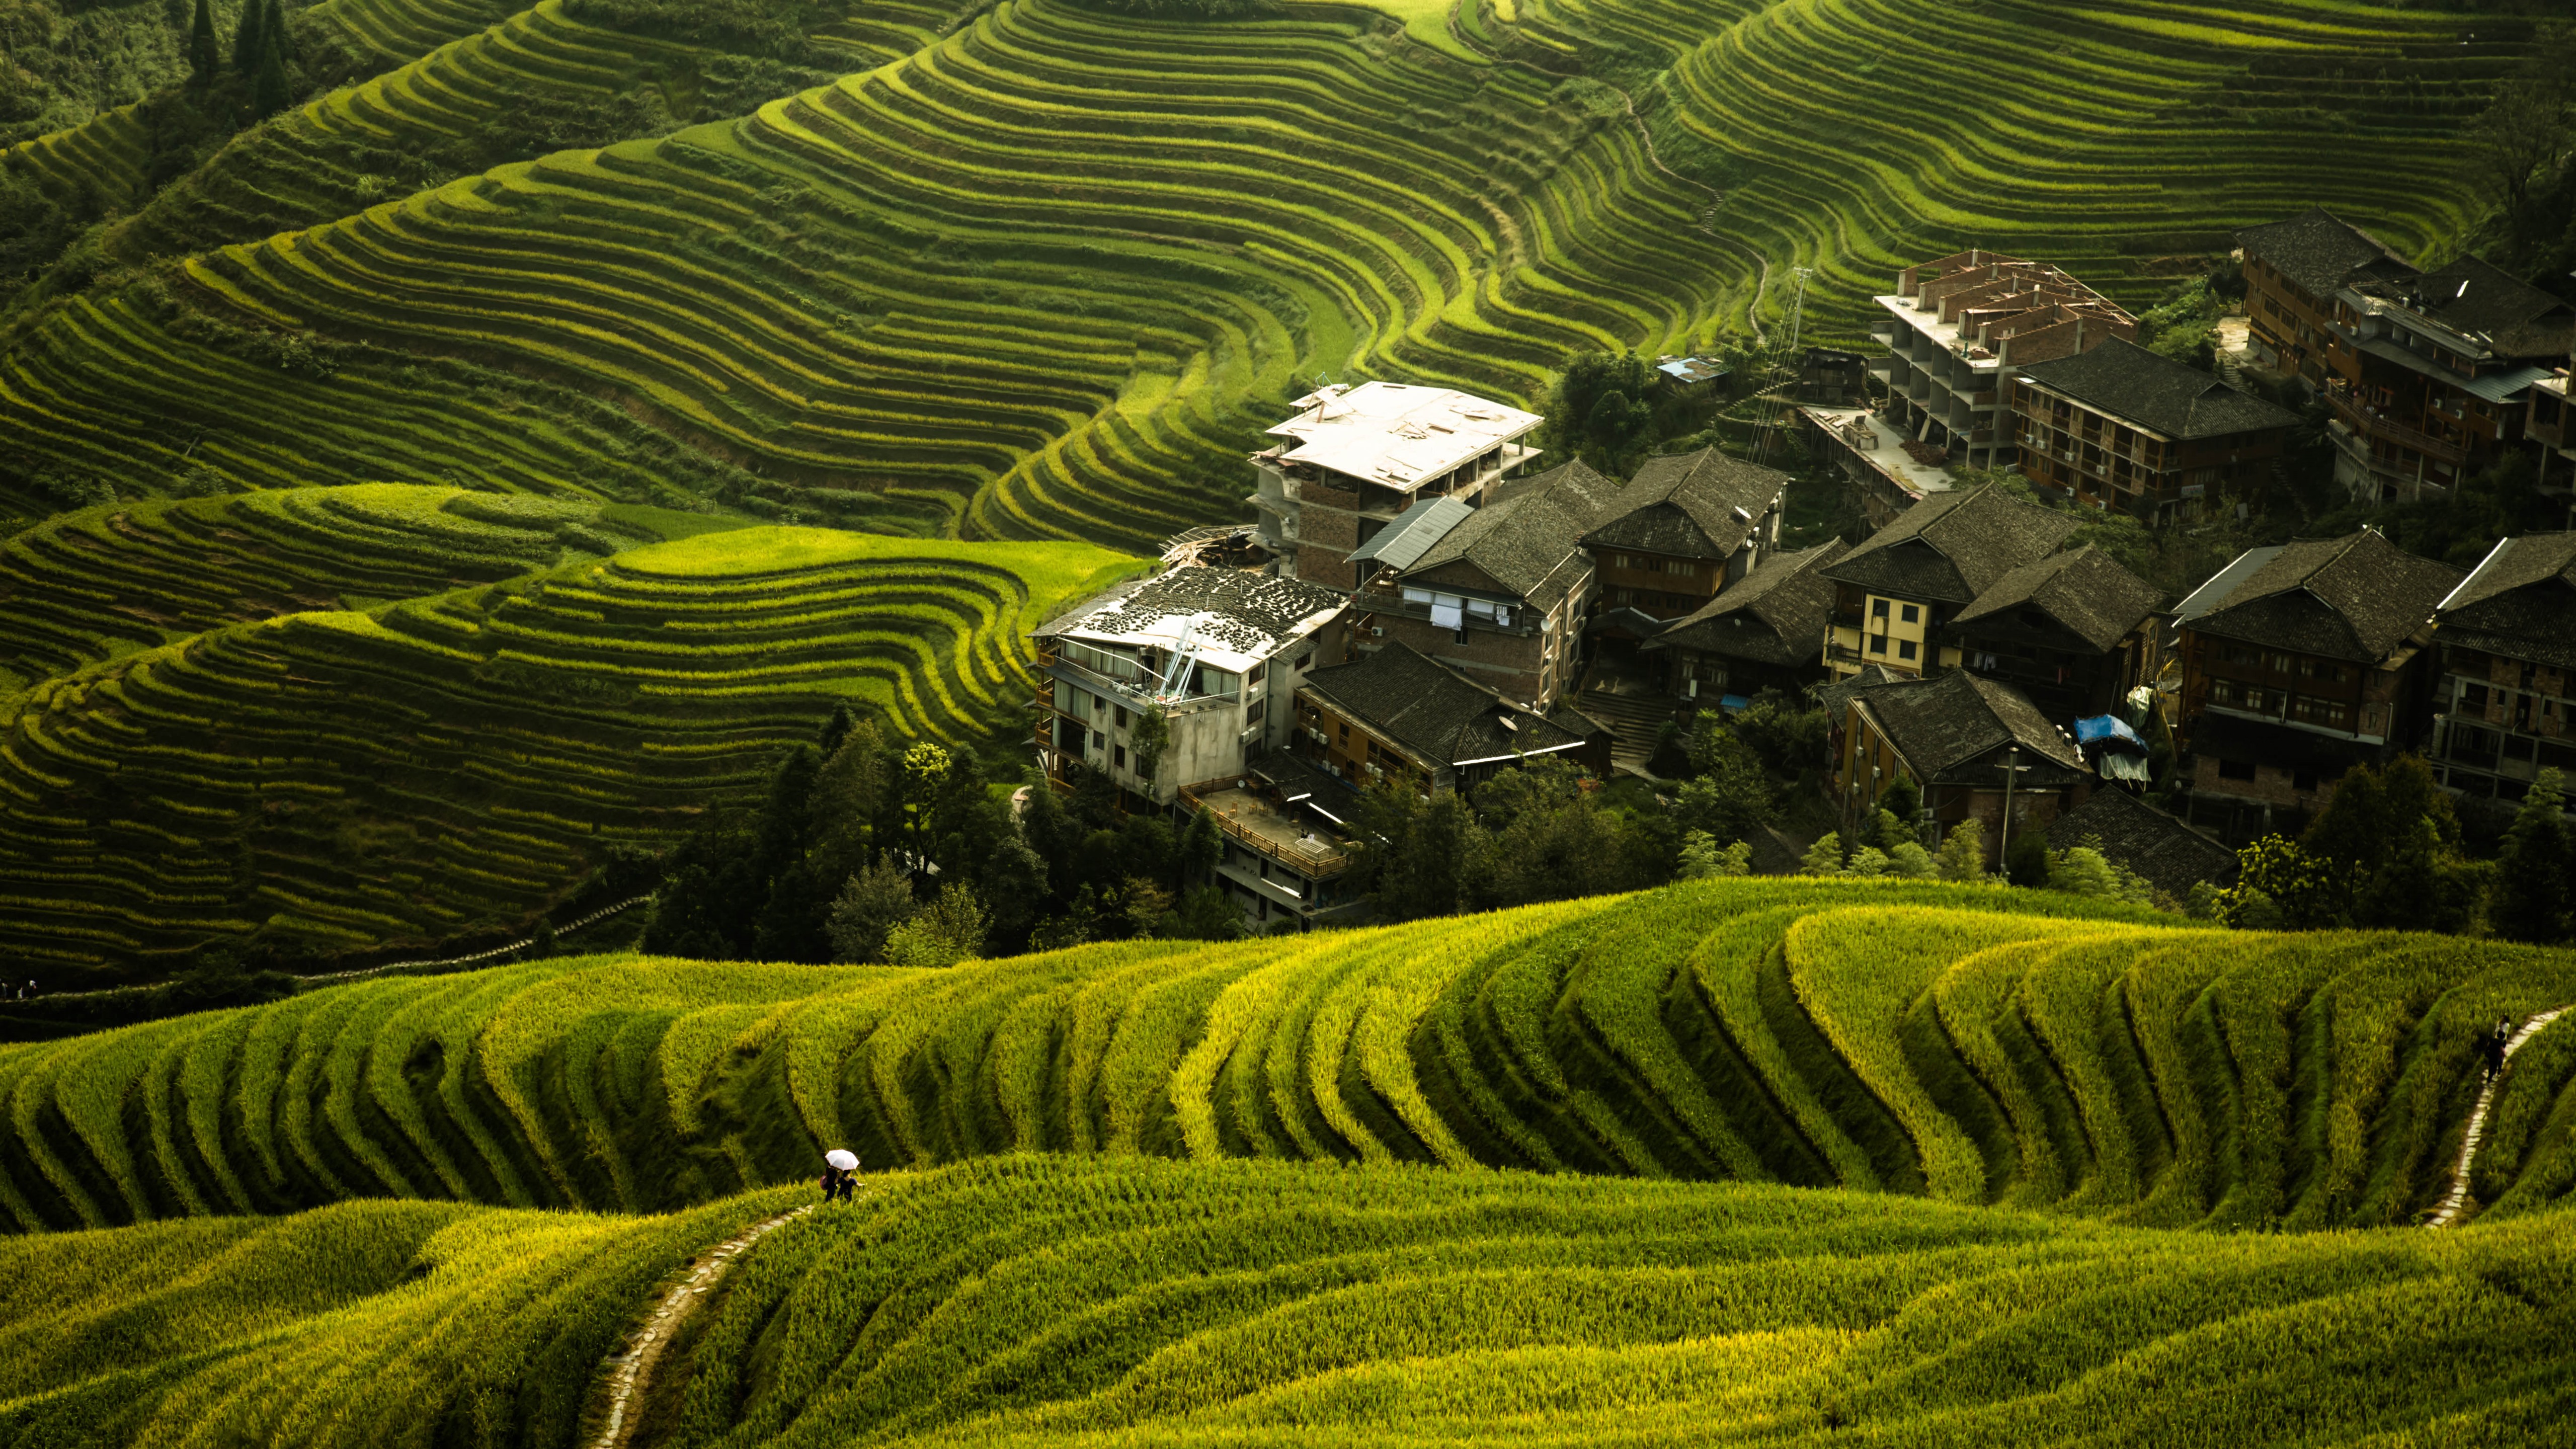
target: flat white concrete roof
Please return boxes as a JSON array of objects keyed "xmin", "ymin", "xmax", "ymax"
[
  {"xmin": 1876, "ymin": 295, "xmax": 2003, "ymax": 375},
  {"xmin": 1264, "ymin": 382, "xmax": 1541, "ymax": 492},
  {"xmin": 1802, "ymin": 405, "xmax": 1956, "ymax": 501}
]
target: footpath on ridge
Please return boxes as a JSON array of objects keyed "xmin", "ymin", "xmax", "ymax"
[
  {"xmin": 2428, "ymin": 1007, "xmax": 2570, "ymax": 1229},
  {"xmin": 591, "ymin": 1203, "xmax": 820, "ymax": 1448}
]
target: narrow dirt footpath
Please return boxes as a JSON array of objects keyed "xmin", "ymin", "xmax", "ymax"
[
  {"xmin": 2427, "ymin": 1008, "xmax": 2568, "ymax": 1229},
  {"xmin": 590, "ymin": 1204, "xmax": 815, "ymax": 1448}
]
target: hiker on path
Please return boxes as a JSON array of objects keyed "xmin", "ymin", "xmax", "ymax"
[
  {"xmin": 2480, "ymin": 1020, "xmax": 2511, "ymax": 1085},
  {"xmin": 821, "ymin": 1148, "xmax": 860, "ymax": 1202}
]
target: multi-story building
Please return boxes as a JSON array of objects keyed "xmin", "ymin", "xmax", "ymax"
[
  {"xmin": 1819, "ymin": 484, "xmax": 2077, "ymax": 680},
  {"xmin": 2009, "ymin": 338, "xmax": 2299, "ymax": 519},
  {"xmin": 1247, "ymin": 382, "xmax": 1543, "ymax": 592},
  {"xmin": 1871, "ymin": 250, "xmax": 2136, "ymax": 469},
  {"xmin": 1827, "ymin": 669, "xmax": 2091, "ymax": 866},
  {"xmin": 2532, "ymin": 348, "xmax": 2574, "ymax": 492},
  {"xmin": 1580, "ymin": 445, "xmax": 1789, "ymax": 632},
  {"xmin": 1348, "ymin": 458, "xmax": 1620, "ymax": 708},
  {"xmin": 1945, "ymin": 545, "xmax": 2165, "ymax": 724},
  {"xmin": 1294, "ymin": 641, "xmax": 1609, "ymax": 796},
  {"xmin": 2172, "ymin": 528, "xmax": 2461, "ymax": 838},
  {"xmin": 1641, "ymin": 540, "xmax": 1850, "ymax": 704},
  {"xmin": 2427, "ymin": 533, "xmax": 2576, "ymax": 807},
  {"xmin": 1175, "ymin": 757, "xmax": 1364, "ymax": 934},
  {"xmin": 1032, "ymin": 566, "xmax": 1348, "ymax": 803},
  {"xmin": 2235, "ymin": 208, "xmax": 2413, "ymax": 387},
  {"xmin": 2319, "ymin": 256, "xmax": 2576, "ymax": 503}
]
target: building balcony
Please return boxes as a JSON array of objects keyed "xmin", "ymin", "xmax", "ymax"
[
  {"xmin": 1179, "ymin": 777, "xmax": 1353, "ymax": 879},
  {"xmin": 2324, "ymin": 387, "xmax": 2467, "ymax": 465}
]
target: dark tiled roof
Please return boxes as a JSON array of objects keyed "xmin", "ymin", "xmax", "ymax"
[
  {"xmin": 2184, "ymin": 529, "xmax": 2460, "ymax": 663},
  {"xmin": 2234, "ymin": 207, "xmax": 2410, "ymax": 300},
  {"xmin": 1815, "ymin": 663, "xmax": 1907, "ymax": 717},
  {"xmin": 2435, "ymin": 534, "xmax": 2576, "ymax": 672},
  {"xmin": 1852, "ymin": 670, "xmax": 2087, "ymax": 780},
  {"xmin": 1403, "ymin": 460, "xmax": 1621, "ymax": 609},
  {"xmin": 1820, "ymin": 484, "xmax": 2078, "ymax": 605},
  {"xmin": 1043, "ymin": 566, "xmax": 1345, "ymax": 658},
  {"xmin": 2361, "ymin": 255, "xmax": 2576, "ymax": 359},
  {"xmin": 2044, "ymin": 787, "xmax": 2237, "ymax": 898},
  {"xmin": 1950, "ymin": 545, "xmax": 2166, "ymax": 654},
  {"xmin": 1646, "ymin": 539, "xmax": 1852, "ymax": 668},
  {"xmin": 1301, "ymin": 641, "xmax": 1586, "ymax": 768},
  {"xmin": 1582, "ymin": 447, "xmax": 1788, "ymax": 559},
  {"xmin": 2013, "ymin": 339, "xmax": 2299, "ymax": 440}
]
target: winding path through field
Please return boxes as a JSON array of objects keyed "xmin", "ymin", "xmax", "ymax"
[
  {"xmin": 591, "ymin": 1203, "xmax": 816, "ymax": 1448},
  {"xmin": 2428, "ymin": 1008, "xmax": 2569, "ymax": 1229}
]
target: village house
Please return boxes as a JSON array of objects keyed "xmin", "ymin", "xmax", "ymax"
[
  {"xmin": 2426, "ymin": 533, "xmax": 2576, "ymax": 808},
  {"xmin": 1293, "ymin": 641, "xmax": 1609, "ymax": 796},
  {"xmin": 2236, "ymin": 208, "xmax": 2414, "ymax": 388},
  {"xmin": 1870, "ymin": 249, "xmax": 2137, "ymax": 471},
  {"xmin": 1348, "ymin": 459, "xmax": 1621, "ymax": 709},
  {"xmin": 1175, "ymin": 755, "xmax": 1365, "ymax": 934},
  {"xmin": 2532, "ymin": 346, "xmax": 2574, "ymax": 495},
  {"xmin": 1247, "ymin": 382, "xmax": 1543, "ymax": 592},
  {"xmin": 2318, "ymin": 256, "xmax": 2575, "ymax": 504},
  {"xmin": 1819, "ymin": 484, "xmax": 2078, "ymax": 681},
  {"xmin": 2172, "ymin": 528, "xmax": 2461, "ymax": 839},
  {"xmin": 1031, "ymin": 566, "xmax": 1348, "ymax": 803},
  {"xmin": 1826, "ymin": 668, "xmax": 2091, "ymax": 866},
  {"xmin": 1944, "ymin": 545, "xmax": 2166, "ymax": 725},
  {"xmin": 2009, "ymin": 338, "xmax": 2299, "ymax": 518},
  {"xmin": 1580, "ymin": 446, "xmax": 1790, "ymax": 634},
  {"xmin": 1641, "ymin": 540, "xmax": 1850, "ymax": 705}
]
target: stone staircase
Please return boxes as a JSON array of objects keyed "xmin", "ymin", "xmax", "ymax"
[{"xmin": 1574, "ymin": 684, "xmax": 1689, "ymax": 779}]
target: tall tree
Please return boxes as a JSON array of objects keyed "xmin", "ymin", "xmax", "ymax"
[
  {"xmin": 188, "ymin": 0, "xmax": 220, "ymax": 87},
  {"xmin": 251, "ymin": 26, "xmax": 290, "ymax": 117},
  {"xmin": 231, "ymin": 0, "xmax": 266, "ymax": 74},
  {"xmin": 1349, "ymin": 780, "xmax": 1466, "ymax": 921},
  {"xmin": 2493, "ymin": 768, "xmax": 2571, "ymax": 944}
]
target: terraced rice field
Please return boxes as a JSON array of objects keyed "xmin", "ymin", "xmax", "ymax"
[
  {"xmin": 5, "ymin": 1158, "xmax": 2570, "ymax": 1446},
  {"xmin": 0, "ymin": 490, "xmax": 1138, "ymax": 977},
  {"xmin": 3, "ymin": 879, "xmax": 2568, "ymax": 1234},
  {"xmin": 0, "ymin": 0, "xmax": 2525, "ymax": 542}
]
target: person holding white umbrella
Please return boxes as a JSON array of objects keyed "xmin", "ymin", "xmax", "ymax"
[{"xmin": 821, "ymin": 1148, "xmax": 860, "ymax": 1203}]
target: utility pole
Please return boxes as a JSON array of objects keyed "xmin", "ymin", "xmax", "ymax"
[{"xmin": 1995, "ymin": 746, "xmax": 2032, "ymax": 879}]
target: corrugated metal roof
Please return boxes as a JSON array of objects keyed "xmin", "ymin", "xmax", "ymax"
[
  {"xmin": 2174, "ymin": 545, "xmax": 2282, "ymax": 624},
  {"xmin": 1347, "ymin": 495, "xmax": 1472, "ymax": 572}
]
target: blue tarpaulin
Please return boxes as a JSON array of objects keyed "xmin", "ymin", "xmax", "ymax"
[{"xmin": 2074, "ymin": 714, "xmax": 2147, "ymax": 752}]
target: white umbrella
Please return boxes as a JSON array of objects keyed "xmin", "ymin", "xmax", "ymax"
[{"xmin": 825, "ymin": 1149, "xmax": 859, "ymax": 1172}]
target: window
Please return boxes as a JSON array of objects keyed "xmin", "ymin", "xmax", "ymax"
[
  {"xmin": 1898, "ymin": 639, "xmax": 1918, "ymax": 661},
  {"xmin": 1337, "ymin": 722, "xmax": 1350, "ymax": 743},
  {"xmin": 1114, "ymin": 745, "xmax": 1128, "ymax": 769},
  {"xmin": 2292, "ymin": 770, "xmax": 2320, "ymax": 792},
  {"xmin": 1869, "ymin": 634, "xmax": 1889, "ymax": 655},
  {"xmin": 1872, "ymin": 598, "xmax": 1890, "ymax": 618},
  {"xmin": 1900, "ymin": 604, "xmax": 1920, "ymax": 625},
  {"xmin": 1666, "ymin": 558, "xmax": 1695, "ymax": 577},
  {"xmin": 1247, "ymin": 662, "xmax": 1267, "ymax": 686},
  {"xmin": 1971, "ymin": 652, "xmax": 1998, "ymax": 670},
  {"xmin": 2218, "ymin": 758, "xmax": 2258, "ymax": 781},
  {"xmin": 1246, "ymin": 698, "xmax": 1267, "ymax": 727}
]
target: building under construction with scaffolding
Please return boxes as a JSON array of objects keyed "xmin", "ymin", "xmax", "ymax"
[{"xmin": 1869, "ymin": 250, "xmax": 2137, "ymax": 470}]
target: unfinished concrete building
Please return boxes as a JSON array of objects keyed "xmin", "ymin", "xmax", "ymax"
[{"xmin": 1872, "ymin": 251, "xmax": 2137, "ymax": 469}]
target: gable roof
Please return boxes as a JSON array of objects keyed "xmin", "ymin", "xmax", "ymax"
[
  {"xmin": 2179, "ymin": 529, "xmax": 2461, "ymax": 663},
  {"xmin": 1299, "ymin": 641, "xmax": 1587, "ymax": 768},
  {"xmin": 2044, "ymin": 787, "xmax": 2237, "ymax": 899},
  {"xmin": 1645, "ymin": 539, "xmax": 1852, "ymax": 667},
  {"xmin": 2234, "ymin": 207, "xmax": 2411, "ymax": 300},
  {"xmin": 1820, "ymin": 484, "xmax": 2079, "ymax": 605},
  {"xmin": 1950, "ymin": 545, "xmax": 2166, "ymax": 653},
  {"xmin": 1849, "ymin": 670, "xmax": 2087, "ymax": 780},
  {"xmin": 1582, "ymin": 447, "xmax": 1788, "ymax": 559},
  {"xmin": 1401, "ymin": 459, "xmax": 1621, "ymax": 609},
  {"xmin": 2435, "ymin": 533, "xmax": 2576, "ymax": 672},
  {"xmin": 2013, "ymin": 338, "xmax": 2299, "ymax": 441},
  {"xmin": 2369, "ymin": 254, "xmax": 2576, "ymax": 360}
]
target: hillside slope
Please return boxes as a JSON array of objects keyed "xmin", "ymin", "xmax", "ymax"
[
  {"xmin": 0, "ymin": 0, "xmax": 2530, "ymax": 538},
  {"xmin": 0, "ymin": 1159, "xmax": 2568, "ymax": 1447},
  {"xmin": 4, "ymin": 879, "xmax": 2570, "ymax": 1233},
  {"xmin": 0, "ymin": 493, "xmax": 1138, "ymax": 978}
]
